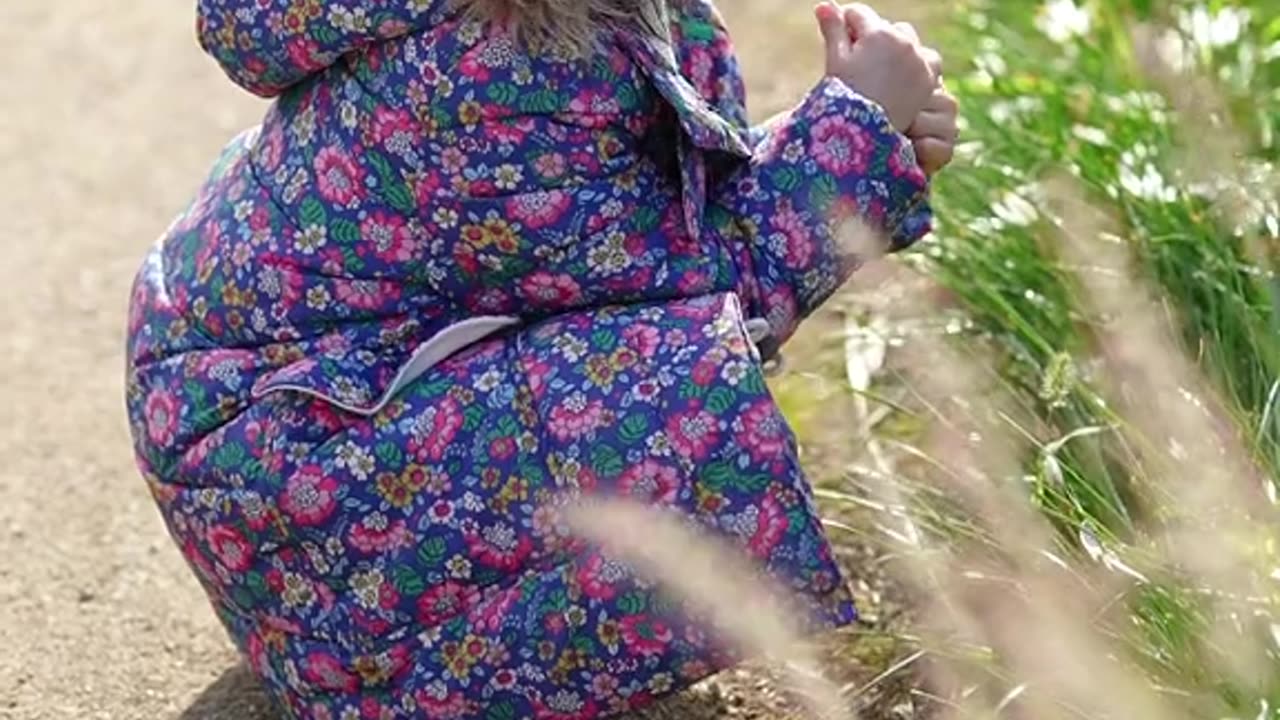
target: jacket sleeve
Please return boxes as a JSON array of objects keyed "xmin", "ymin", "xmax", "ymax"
[
  {"xmin": 709, "ymin": 77, "xmax": 933, "ymax": 346},
  {"xmin": 195, "ymin": 0, "xmax": 452, "ymax": 97},
  {"xmin": 668, "ymin": 0, "xmax": 750, "ymax": 131}
]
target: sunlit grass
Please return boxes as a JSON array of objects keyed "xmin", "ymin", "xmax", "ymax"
[{"xmin": 813, "ymin": 0, "xmax": 1280, "ymax": 716}]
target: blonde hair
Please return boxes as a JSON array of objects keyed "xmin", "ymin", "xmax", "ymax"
[{"xmin": 453, "ymin": 0, "xmax": 671, "ymax": 55}]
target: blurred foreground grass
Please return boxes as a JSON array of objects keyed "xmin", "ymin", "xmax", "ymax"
[{"xmin": 770, "ymin": 0, "xmax": 1280, "ymax": 717}]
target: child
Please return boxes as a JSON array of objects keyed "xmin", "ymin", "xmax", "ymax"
[{"xmin": 125, "ymin": 1, "xmax": 955, "ymax": 717}]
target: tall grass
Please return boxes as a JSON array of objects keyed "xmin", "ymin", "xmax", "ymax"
[
  {"xmin": 815, "ymin": 0, "xmax": 1280, "ymax": 716},
  {"xmin": 575, "ymin": 3, "xmax": 1280, "ymax": 718}
]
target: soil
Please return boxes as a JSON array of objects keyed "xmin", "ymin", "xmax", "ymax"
[{"xmin": 0, "ymin": 2, "xmax": 934, "ymax": 718}]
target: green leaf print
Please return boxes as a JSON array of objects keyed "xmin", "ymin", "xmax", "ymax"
[
  {"xmin": 590, "ymin": 329, "xmax": 617, "ymax": 352},
  {"xmin": 310, "ymin": 23, "xmax": 339, "ymax": 46},
  {"xmin": 618, "ymin": 414, "xmax": 650, "ymax": 444},
  {"xmin": 299, "ymin": 197, "xmax": 328, "ymax": 228},
  {"xmin": 485, "ymin": 82, "xmax": 519, "ymax": 106},
  {"xmin": 213, "ymin": 441, "xmax": 247, "ymax": 470},
  {"xmin": 417, "ymin": 537, "xmax": 448, "ymax": 569},
  {"xmin": 495, "ymin": 415, "xmax": 520, "ymax": 441},
  {"xmin": 393, "ymin": 566, "xmax": 426, "ymax": 597},
  {"xmin": 374, "ymin": 441, "xmax": 404, "ymax": 468},
  {"xmin": 246, "ymin": 571, "xmax": 269, "ymax": 599},
  {"xmin": 617, "ymin": 591, "xmax": 647, "ymax": 616},
  {"xmin": 519, "ymin": 89, "xmax": 563, "ymax": 115},
  {"xmin": 678, "ymin": 378, "xmax": 705, "ymax": 400},
  {"xmin": 231, "ymin": 586, "xmax": 255, "ymax": 610},
  {"xmin": 486, "ymin": 701, "xmax": 517, "ymax": 720},
  {"xmin": 769, "ymin": 166, "xmax": 801, "ymax": 194},
  {"xmin": 183, "ymin": 379, "xmax": 208, "ymax": 406},
  {"xmin": 590, "ymin": 444, "xmax": 625, "ymax": 478},
  {"xmin": 614, "ymin": 83, "xmax": 639, "ymax": 112},
  {"xmin": 730, "ymin": 474, "xmax": 771, "ymax": 493},
  {"xmin": 384, "ymin": 184, "xmax": 416, "ymax": 215},
  {"xmin": 331, "ymin": 218, "xmax": 361, "ymax": 245},
  {"xmin": 706, "ymin": 386, "xmax": 736, "ymax": 416},
  {"xmin": 740, "ymin": 371, "xmax": 767, "ymax": 397},
  {"xmin": 702, "ymin": 462, "xmax": 733, "ymax": 491},
  {"xmin": 545, "ymin": 588, "xmax": 569, "ymax": 612},
  {"xmin": 809, "ymin": 175, "xmax": 838, "ymax": 214},
  {"xmin": 680, "ymin": 19, "xmax": 717, "ymax": 43},
  {"xmin": 630, "ymin": 205, "xmax": 660, "ymax": 233},
  {"xmin": 463, "ymin": 404, "xmax": 487, "ymax": 432}
]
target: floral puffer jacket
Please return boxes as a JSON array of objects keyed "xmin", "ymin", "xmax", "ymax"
[{"xmin": 125, "ymin": 1, "xmax": 932, "ymax": 718}]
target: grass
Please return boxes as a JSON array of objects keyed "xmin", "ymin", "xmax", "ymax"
[{"xmin": 770, "ymin": 0, "xmax": 1280, "ymax": 717}]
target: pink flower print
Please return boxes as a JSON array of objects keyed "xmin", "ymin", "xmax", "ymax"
[
  {"xmin": 302, "ymin": 651, "xmax": 358, "ymax": 694},
  {"xmin": 749, "ymin": 495, "xmax": 789, "ymax": 558},
  {"xmin": 739, "ymin": 399, "xmax": 790, "ymax": 463},
  {"xmin": 469, "ymin": 585, "xmax": 518, "ymax": 634},
  {"xmin": 314, "ymin": 146, "xmax": 366, "ymax": 206},
  {"xmin": 569, "ymin": 88, "xmax": 620, "ymax": 121},
  {"xmin": 181, "ymin": 536, "xmax": 217, "ymax": 583},
  {"xmin": 772, "ymin": 201, "xmax": 815, "ymax": 270},
  {"xmin": 617, "ymin": 459, "xmax": 682, "ymax": 505},
  {"xmin": 348, "ymin": 512, "xmax": 412, "ymax": 555},
  {"xmin": 575, "ymin": 553, "xmax": 628, "ymax": 601},
  {"xmin": 465, "ymin": 522, "xmax": 533, "ymax": 572},
  {"xmin": 506, "ymin": 190, "xmax": 571, "ymax": 230},
  {"xmin": 334, "ymin": 278, "xmax": 397, "ymax": 311},
  {"xmin": 362, "ymin": 212, "xmax": 419, "ymax": 263},
  {"xmin": 519, "ymin": 272, "xmax": 583, "ymax": 309},
  {"xmin": 492, "ymin": 667, "xmax": 519, "ymax": 691},
  {"xmin": 416, "ymin": 581, "xmax": 481, "ymax": 625},
  {"xmin": 457, "ymin": 44, "xmax": 494, "ymax": 82},
  {"xmin": 280, "ymin": 465, "xmax": 338, "ymax": 527},
  {"xmin": 206, "ymin": 524, "xmax": 254, "ymax": 574},
  {"xmin": 619, "ymin": 615, "xmax": 674, "ymax": 658},
  {"xmin": 261, "ymin": 125, "xmax": 285, "ymax": 170},
  {"xmin": 413, "ymin": 169, "xmax": 444, "ymax": 206},
  {"xmin": 889, "ymin": 140, "xmax": 928, "ymax": 185},
  {"xmin": 622, "ymin": 324, "xmax": 661, "ymax": 359},
  {"xmin": 666, "ymin": 407, "xmax": 721, "ymax": 461},
  {"xmin": 548, "ymin": 393, "xmax": 608, "ymax": 441},
  {"xmin": 488, "ymin": 117, "xmax": 534, "ymax": 146},
  {"xmin": 285, "ymin": 38, "xmax": 326, "ymax": 73},
  {"xmin": 406, "ymin": 398, "xmax": 463, "ymax": 462},
  {"xmin": 489, "ymin": 436, "xmax": 517, "ymax": 461},
  {"xmin": 144, "ymin": 387, "xmax": 180, "ymax": 446},
  {"xmin": 372, "ymin": 107, "xmax": 418, "ymax": 147},
  {"xmin": 685, "ymin": 46, "xmax": 716, "ymax": 98},
  {"xmin": 810, "ymin": 116, "xmax": 872, "ymax": 177},
  {"xmin": 533, "ymin": 152, "xmax": 567, "ymax": 181},
  {"xmin": 246, "ymin": 631, "xmax": 268, "ymax": 676},
  {"xmin": 524, "ymin": 357, "xmax": 554, "ymax": 396}
]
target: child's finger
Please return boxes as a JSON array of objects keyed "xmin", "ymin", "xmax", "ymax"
[
  {"xmin": 842, "ymin": 3, "xmax": 885, "ymax": 41},
  {"xmin": 913, "ymin": 137, "xmax": 955, "ymax": 175},
  {"xmin": 921, "ymin": 47, "xmax": 944, "ymax": 83},
  {"xmin": 907, "ymin": 110, "xmax": 958, "ymax": 142},
  {"xmin": 815, "ymin": 2, "xmax": 851, "ymax": 63},
  {"xmin": 893, "ymin": 21, "xmax": 920, "ymax": 44},
  {"xmin": 922, "ymin": 87, "xmax": 958, "ymax": 114}
]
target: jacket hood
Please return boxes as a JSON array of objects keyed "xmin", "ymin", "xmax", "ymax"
[
  {"xmin": 196, "ymin": 0, "xmax": 669, "ymax": 98},
  {"xmin": 196, "ymin": 0, "xmax": 455, "ymax": 97}
]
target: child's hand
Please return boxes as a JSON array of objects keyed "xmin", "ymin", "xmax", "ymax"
[
  {"xmin": 907, "ymin": 86, "xmax": 959, "ymax": 176},
  {"xmin": 815, "ymin": 2, "xmax": 940, "ymax": 134}
]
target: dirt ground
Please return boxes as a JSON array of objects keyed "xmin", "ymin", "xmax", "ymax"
[{"xmin": 0, "ymin": 2, "xmax": 932, "ymax": 718}]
